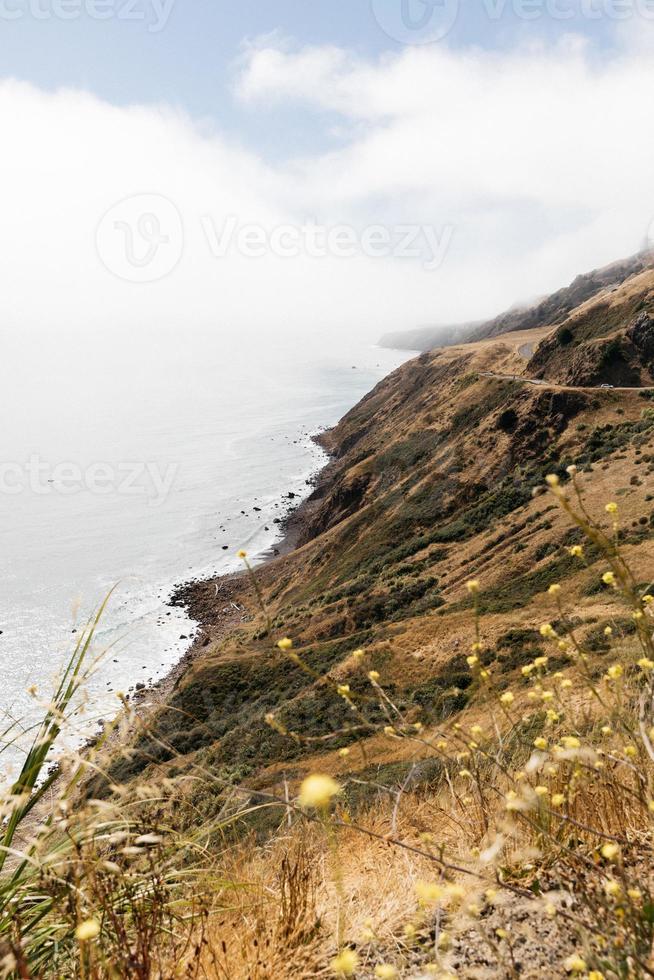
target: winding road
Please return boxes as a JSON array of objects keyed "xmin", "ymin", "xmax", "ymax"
[{"xmin": 479, "ymin": 371, "xmax": 654, "ymax": 394}]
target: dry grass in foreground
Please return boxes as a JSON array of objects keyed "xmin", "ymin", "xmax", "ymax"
[{"xmin": 2, "ymin": 470, "xmax": 654, "ymax": 978}]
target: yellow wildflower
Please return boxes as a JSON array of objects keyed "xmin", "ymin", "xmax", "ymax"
[
  {"xmin": 75, "ymin": 919, "xmax": 100, "ymax": 941},
  {"xmin": 600, "ymin": 842, "xmax": 620, "ymax": 862},
  {"xmin": 564, "ymin": 955, "xmax": 587, "ymax": 974},
  {"xmin": 331, "ymin": 949, "xmax": 359, "ymax": 977},
  {"xmin": 299, "ymin": 774, "xmax": 341, "ymax": 809},
  {"xmin": 602, "ymin": 571, "xmax": 616, "ymax": 587},
  {"xmin": 500, "ymin": 691, "xmax": 514, "ymax": 706},
  {"xmin": 374, "ymin": 967, "xmax": 398, "ymax": 980},
  {"xmin": 277, "ymin": 637, "xmax": 293, "ymax": 650},
  {"xmin": 415, "ymin": 881, "xmax": 444, "ymax": 906}
]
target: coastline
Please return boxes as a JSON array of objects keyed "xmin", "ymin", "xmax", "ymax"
[
  {"xmin": 126, "ymin": 429, "xmax": 336, "ymax": 721},
  {"xmin": 82, "ymin": 346, "xmax": 412, "ymax": 768}
]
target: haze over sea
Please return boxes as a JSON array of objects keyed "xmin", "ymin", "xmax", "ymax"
[{"xmin": 0, "ymin": 326, "xmax": 409, "ymax": 759}]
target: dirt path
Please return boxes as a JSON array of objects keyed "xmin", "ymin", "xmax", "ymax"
[{"xmin": 479, "ymin": 370, "xmax": 654, "ymax": 394}]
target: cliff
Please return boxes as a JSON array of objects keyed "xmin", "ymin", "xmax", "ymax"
[
  {"xmin": 379, "ymin": 249, "xmax": 654, "ymax": 352},
  {"xmin": 44, "ymin": 258, "xmax": 654, "ymax": 977}
]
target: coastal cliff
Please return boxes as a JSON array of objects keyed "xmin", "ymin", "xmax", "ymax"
[
  {"xmin": 379, "ymin": 250, "xmax": 654, "ymax": 352},
  {"xmin": 107, "ymin": 263, "xmax": 654, "ymax": 806},
  {"xmin": 16, "ymin": 252, "xmax": 654, "ymax": 978}
]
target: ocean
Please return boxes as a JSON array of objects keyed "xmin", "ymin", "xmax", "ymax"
[{"xmin": 0, "ymin": 327, "xmax": 410, "ymax": 768}]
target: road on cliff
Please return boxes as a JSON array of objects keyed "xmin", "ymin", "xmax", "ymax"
[{"xmin": 479, "ymin": 371, "xmax": 654, "ymax": 393}]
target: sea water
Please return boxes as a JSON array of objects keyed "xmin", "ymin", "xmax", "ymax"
[{"xmin": 0, "ymin": 326, "xmax": 411, "ymax": 766}]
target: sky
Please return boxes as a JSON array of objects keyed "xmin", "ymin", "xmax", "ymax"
[{"xmin": 2, "ymin": 0, "xmax": 654, "ymax": 342}]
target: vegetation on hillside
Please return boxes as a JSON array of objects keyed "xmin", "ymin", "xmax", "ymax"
[
  {"xmin": 4, "ymin": 276, "xmax": 654, "ymax": 975},
  {"xmin": 2, "ymin": 470, "xmax": 654, "ymax": 978}
]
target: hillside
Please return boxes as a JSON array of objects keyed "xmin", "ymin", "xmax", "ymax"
[
  {"xmin": 116, "ymin": 327, "xmax": 654, "ymax": 798},
  {"xmin": 528, "ymin": 267, "xmax": 654, "ymax": 387},
  {"xmin": 10, "ymin": 267, "xmax": 654, "ymax": 978},
  {"xmin": 93, "ymin": 295, "xmax": 654, "ymax": 974},
  {"xmin": 379, "ymin": 250, "xmax": 654, "ymax": 353}
]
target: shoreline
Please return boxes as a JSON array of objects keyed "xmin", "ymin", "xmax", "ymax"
[{"xmin": 125, "ymin": 429, "xmax": 335, "ymax": 720}]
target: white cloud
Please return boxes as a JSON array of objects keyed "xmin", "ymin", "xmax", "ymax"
[
  {"xmin": 236, "ymin": 35, "xmax": 654, "ymax": 310},
  {"xmin": 2, "ymin": 32, "xmax": 654, "ymax": 347}
]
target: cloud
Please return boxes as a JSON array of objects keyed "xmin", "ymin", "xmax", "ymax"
[
  {"xmin": 235, "ymin": 34, "xmax": 654, "ymax": 309},
  {"xmin": 2, "ymin": 30, "xmax": 654, "ymax": 347}
]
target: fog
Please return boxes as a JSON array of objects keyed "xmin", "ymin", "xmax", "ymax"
[{"xmin": 1, "ymin": 28, "xmax": 654, "ymax": 351}]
